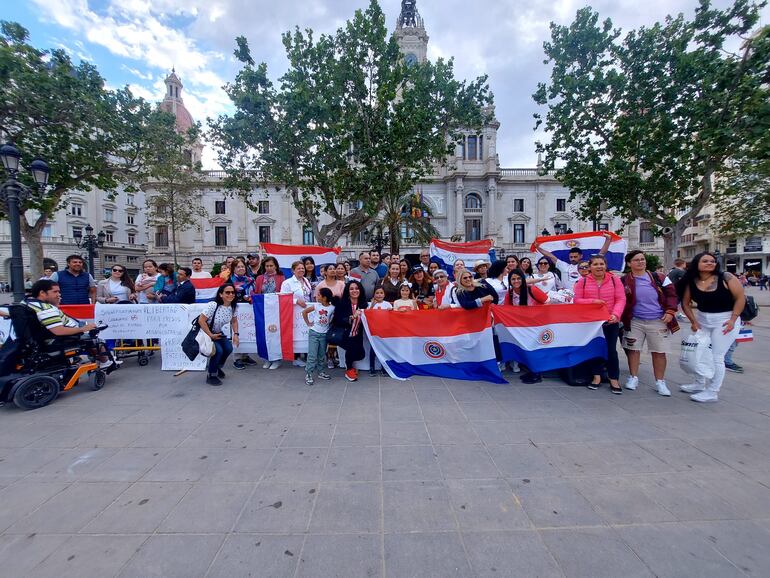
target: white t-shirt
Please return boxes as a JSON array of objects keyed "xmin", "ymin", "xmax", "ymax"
[
  {"xmin": 308, "ymin": 302, "xmax": 335, "ymax": 334},
  {"xmin": 532, "ymin": 272, "xmax": 557, "ymax": 293},
  {"xmin": 202, "ymin": 301, "xmax": 234, "ymax": 334},
  {"xmin": 135, "ymin": 273, "xmax": 159, "ymax": 304},
  {"xmin": 556, "ymin": 260, "xmax": 581, "ymax": 290},
  {"xmin": 369, "ymin": 301, "xmax": 393, "ymax": 310},
  {"xmin": 191, "ymin": 270, "xmax": 212, "ymax": 279},
  {"xmin": 485, "ymin": 278, "xmax": 508, "ymax": 304},
  {"xmin": 109, "ymin": 279, "xmax": 130, "ymax": 302}
]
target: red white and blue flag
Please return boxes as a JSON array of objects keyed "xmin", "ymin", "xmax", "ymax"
[
  {"xmin": 191, "ymin": 277, "xmax": 224, "ymax": 303},
  {"xmin": 252, "ymin": 293, "xmax": 294, "ymax": 361},
  {"xmin": 736, "ymin": 328, "xmax": 753, "ymax": 343},
  {"xmin": 362, "ymin": 306, "xmax": 506, "ymax": 384},
  {"xmin": 429, "ymin": 239, "xmax": 495, "ymax": 280},
  {"xmin": 492, "ymin": 303, "xmax": 608, "ymax": 371},
  {"xmin": 261, "ymin": 243, "xmax": 341, "ymax": 277},
  {"xmin": 531, "ymin": 231, "xmax": 627, "ymax": 272}
]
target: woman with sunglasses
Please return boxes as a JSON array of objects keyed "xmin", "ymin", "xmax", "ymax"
[
  {"xmin": 528, "ymin": 258, "xmax": 560, "ymax": 293},
  {"xmin": 508, "ymin": 269, "xmax": 549, "ymax": 380},
  {"xmin": 455, "ymin": 270, "xmax": 495, "ymax": 310},
  {"xmin": 199, "ymin": 283, "xmax": 240, "ymax": 386},
  {"xmin": 97, "ymin": 265, "xmax": 137, "ymax": 304}
]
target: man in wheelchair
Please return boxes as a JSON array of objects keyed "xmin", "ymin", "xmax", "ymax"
[{"xmin": 0, "ymin": 280, "xmax": 113, "ymax": 409}]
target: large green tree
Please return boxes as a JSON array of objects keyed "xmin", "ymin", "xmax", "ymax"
[
  {"xmin": 380, "ymin": 189, "xmax": 439, "ymax": 254},
  {"xmin": 533, "ymin": 0, "xmax": 770, "ymax": 266},
  {"xmin": 0, "ymin": 21, "xmax": 177, "ymax": 277},
  {"xmin": 209, "ymin": 0, "xmax": 491, "ymax": 247}
]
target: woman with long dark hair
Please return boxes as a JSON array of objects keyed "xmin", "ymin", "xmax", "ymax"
[
  {"xmin": 483, "ymin": 260, "xmax": 509, "ymax": 304},
  {"xmin": 507, "ymin": 268, "xmax": 548, "ymax": 380},
  {"xmin": 676, "ymin": 252, "xmax": 745, "ymax": 402},
  {"xmin": 519, "ymin": 257, "xmax": 534, "ymax": 277},
  {"xmin": 332, "ymin": 280, "xmax": 368, "ymax": 382},
  {"xmin": 134, "ymin": 259, "xmax": 159, "ymax": 304},
  {"xmin": 408, "ymin": 266, "xmax": 434, "ymax": 308},
  {"xmin": 253, "ymin": 256, "xmax": 285, "ymax": 295},
  {"xmin": 304, "ymin": 256, "xmax": 318, "ymax": 288},
  {"xmin": 198, "ymin": 283, "xmax": 239, "ymax": 386},
  {"xmin": 97, "ymin": 264, "xmax": 137, "ymax": 304},
  {"xmin": 381, "ymin": 262, "xmax": 406, "ymax": 303}
]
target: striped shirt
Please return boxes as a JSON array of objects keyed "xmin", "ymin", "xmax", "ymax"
[{"xmin": 23, "ymin": 299, "xmax": 79, "ymax": 330}]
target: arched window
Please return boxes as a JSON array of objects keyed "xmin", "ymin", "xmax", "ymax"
[{"xmin": 464, "ymin": 193, "xmax": 482, "ymax": 210}]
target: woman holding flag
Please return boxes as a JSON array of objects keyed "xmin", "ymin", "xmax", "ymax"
[
  {"xmin": 281, "ymin": 261, "xmax": 314, "ymax": 368},
  {"xmin": 507, "ymin": 268, "xmax": 549, "ymax": 380},
  {"xmin": 332, "ymin": 280, "xmax": 368, "ymax": 382},
  {"xmin": 251, "ymin": 256, "xmax": 286, "ymax": 370}
]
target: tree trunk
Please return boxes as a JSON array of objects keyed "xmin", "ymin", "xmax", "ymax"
[
  {"xmin": 662, "ymin": 219, "xmax": 687, "ymax": 270},
  {"xmin": 19, "ymin": 213, "xmax": 47, "ymax": 280},
  {"xmin": 170, "ymin": 204, "xmax": 178, "ymax": 268}
]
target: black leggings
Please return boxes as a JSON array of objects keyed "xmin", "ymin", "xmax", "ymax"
[
  {"xmin": 342, "ymin": 332, "xmax": 365, "ymax": 369},
  {"xmin": 593, "ymin": 322, "xmax": 620, "ymax": 380}
]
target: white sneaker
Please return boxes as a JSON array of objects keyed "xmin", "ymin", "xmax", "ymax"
[
  {"xmin": 292, "ymin": 359, "xmax": 306, "ymax": 368},
  {"xmin": 625, "ymin": 376, "xmax": 639, "ymax": 390},
  {"xmin": 512, "ymin": 362, "xmax": 520, "ymax": 373},
  {"xmin": 655, "ymin": 379, "xmax": 671, "ymax": 397},
  {"xmin": 268, "ymin": 361, "xmax": 281, "ymax": 370},
  {"xmin": 690, "ymin": 390, "xmax": 718, "ymax": 403},
  {"xmin": 680, "ymin": 383, "xmax": 705, "ymax": 394},
  {"xmin": 327, "ymin": 358, "xmax": 334, "ymax": 369},
  {"xmin": 98, "ymin": 359, "xmax": 115, "ymax": 369},
  {"xmin": 497, "ymin": 361, "xmax": 505, "ymax": 372},
  {"xmin": 262, "ymin": 361, "xmax": 271, "ymax": 369}
]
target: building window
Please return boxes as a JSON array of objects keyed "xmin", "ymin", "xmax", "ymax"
[
  {"xmin": 303, "ymin": 227, "xmax": 315, "ymax": 245},
  {"xmin": 128, "ymin": 233, "xmax": 135, "ymax": 245},
  {"xmin": 458, "ymin": 138, "xmax": 465, "ymax": 159},
  {"xmin": 466, "ymin": 135, "xmax": 477, "ymax": 161},
  {"xmin": 464, "ymin": 192, "xmax": 482, "ymax": 211},
  {"xmin": 478, "ymin": 135, "xmax": 484, "ymax": 160},
  {"xmin": 155, "ymin": 226, "xmax": 169, "ymax": 247},
  {"xmin": 127, "ymin": 214, "xmax": 135, "ymax": 225},
  {"xmin": 465, "ymin": 218, "xmax": 482, "ymax": 241},
  {"xmin": 597, "ymin": 222, "xmax": 610, "ymax": 231},
  {"xmin": 42, "ymin": 224, "xmax": 53, "ymax": 238},
  {"xmin": 726, "ymin": 239, "xmax": 738, "ymax": 254},
  {"xmin": 640, "ymin": 222, "xmax": 655, "ymax": 244},
  {"xmin": 215, "ymin": 226, "xmax": 228, "ymax": 247},
  {"xmin": 104, "ymin": 254, "xmax": 116, "ymax": 263},
  {"xmin": 513, "ymin": 199, "xmax": 524, "ymax": 212},
  {"xmin": 556, "ymin": 198, "xmax": 567, "ymax": 212},
  {"xmin": 105, "ymin": 231, "xmax": 114, "ymax": 243},
  {"xmin": 258, "ymin": 226, "xmax": 271, "ymax": 243},
  {"xmin": 104, "ymin": 209, "xmax": 115, "ymax": 222},
  {"xmin": 346, "ymin": 200, "xmax": 364, "ymax": 214},
  {"xmin": 72, "ymin": 226, "xmax": 82, "ymax": 239},
  {"xmin": 215, "ymin": 200, "xmax": 226, "ymax": 215},
  {"xmin": 258, "ymin": 201, "xmax": 270, "ymax": 214},
  {"xmin": 554, "ymin": 222, "xmax": 568, "ymax": 235},
  {"xmin": 513, "ymin": 224, "xmax": 525, "ymax": 244},
  {"xmin": 127, "ymin": 256, "xmax": 138, "ymax": 263},
  {"xmin": 127, "ymin": 194, "xmax": 134, "ymax": 206},
  {"xmin": 70, "ymin": 203, "xmax": 82, "ymax": 216},
  {"xmin": 744, "ymin": 236, "xmax": 763, "ymax": 252},
  {"xmin": 156, "ymin": 203, "xmax": 168, "ymax": 217}
]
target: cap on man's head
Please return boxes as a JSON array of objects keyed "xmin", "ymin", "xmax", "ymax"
[
  {"xmin": 473, "ymin": 259, "xmax": 489, "ymax": 270},
  {"xmin": 247, "ymin": 253, "xmax": 260, "ymax": 259}
]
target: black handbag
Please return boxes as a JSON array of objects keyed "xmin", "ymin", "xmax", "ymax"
[
  {"xmin": 326, "ymin": 326, "xmax": 347, "ymax": 347},
  {"xmin": 181, "ymin": 319, "xmax": 201, "ymax": 361}
]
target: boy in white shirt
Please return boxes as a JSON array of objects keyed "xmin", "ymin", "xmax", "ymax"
[{"xmin": 302, "ymin": 287, "xmax": 335, "ymax": 385}]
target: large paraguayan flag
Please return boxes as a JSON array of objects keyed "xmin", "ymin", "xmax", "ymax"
[
  {"xmin": 252, "ymin": 293, "xmax": 295, "ymax": 361},
  {"xmin": 261, "ymin": 243, "xmax": 341, "ymax": 277},
  {"xmin": 530, "ymin": 231, "xmax": 628, "ymax": 272},
  {"xmin": 493, "ymin": 303, "xmax": 608, "ymax": 371},
  {"xmin": 191, "ymin": 277, "xmax": 224, "ymax": 303},
  {"xmin": 429, "ymin": 239, "xmax": 495, "ymax": 279},
  {"xmin": 361, "ymin": 306, "xmax": 507, "ymax": 384}
]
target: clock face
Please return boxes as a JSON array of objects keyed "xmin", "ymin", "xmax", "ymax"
[{"xmin": 404, "ymin": 53, "xmax": 418, "ymax": 67}]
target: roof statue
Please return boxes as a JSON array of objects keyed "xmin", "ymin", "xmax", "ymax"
[{"xmin": 398, "ymin": 0, "xmax": 423, "ymax": 29}]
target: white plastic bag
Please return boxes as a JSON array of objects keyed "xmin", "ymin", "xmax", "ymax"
[{"xmin": 679, "ymin": 330, "xmax": 715, "ymax": 379}]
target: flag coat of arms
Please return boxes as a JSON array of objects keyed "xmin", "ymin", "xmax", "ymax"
[
  {"xmin": 191, "ymin": 277, "xmax": 224, "ymax": 302},
  {"xmin": 362, "ymin": 307, "xmax": 506, "ymax": 384},
  {"xmin": 492, "ymin": 303, "xmax": 608, "ymax": 371},
  {"xmin": 261, "ymin": 243, "xmax": 341, "ymax": 277},
  {"xmin": 429, "ymin": 239, "xmax": 495, "ymax": 279},
  {"xmin": 252, "ymin": 293, "xmax": 294, "ymax": 361},
  {"xmin": 530, "ymin": 231, "xmax": 628, "ymax": 272}
]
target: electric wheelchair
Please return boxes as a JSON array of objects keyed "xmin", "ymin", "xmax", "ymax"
[{"xmin": 0, "ymin": 304, "xmax": 113, "ymax": 410}]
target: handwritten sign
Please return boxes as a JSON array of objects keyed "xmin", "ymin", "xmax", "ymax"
[{"xmin": 293, "ymin": 306, "xmax": 309, "ymax": 353}]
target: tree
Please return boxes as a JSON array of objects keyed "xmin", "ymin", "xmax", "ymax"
[
  {"xmin": 209, "ymin": 0, "xmax": 491, "ymax": 247},
  {"xmin": 0, "ymin": 22, "xmax": 176, "ymax": 278},
  {"xmin": 533, "ymin": 1, "xmax": 770, "ymax": 266},
  {"xmin": 379, "ymin": 189, "xmax": 439, "ymax": 254},
  {"xmin": 144, "ymin": 127, "xmax": 209, "ymax": 267}
]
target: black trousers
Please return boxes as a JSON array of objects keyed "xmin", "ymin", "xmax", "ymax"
[{"xmin": 593, "ymin": 322, "xmax": 620, "ymax": 380}]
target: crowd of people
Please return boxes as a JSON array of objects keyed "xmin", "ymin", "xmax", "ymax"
[{"xmin": 12, "ymin": 241, "xmax": 749, "ymax": 402}]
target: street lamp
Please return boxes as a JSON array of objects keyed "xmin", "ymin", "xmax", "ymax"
[
  {"xmin": 364, "ymin": 224, "xmax": 390, "ymax": 254},
  {"xmin": 73, "ymin": 223, "xmax": 106, "ymax": 275},
  {"xmin": 0, "ymin": 143, "xmax": 49, "ymax": 302},
  {"xmin": 541, "ymin": 228, "xmax": 550, "ymax": 237}
]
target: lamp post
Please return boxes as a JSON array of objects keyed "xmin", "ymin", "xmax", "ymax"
[
  {"xmin": 541, "ymin": 228, "xmax": 550, "ymax": 237},
  {"xmin": 364, "ymin": 224, "xmax": 390, "ymax": 254},
  {"xmin": 73, "ymin": 224, "xmax": 106, "ymax": 275},
  {"xmin": 0, "ymin": 143, "xmax": 50, "ymax": 302}
]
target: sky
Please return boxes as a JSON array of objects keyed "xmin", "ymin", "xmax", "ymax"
[{"xmin": 6, "ymin": 0, "xmax": 768, "ymax": 169}]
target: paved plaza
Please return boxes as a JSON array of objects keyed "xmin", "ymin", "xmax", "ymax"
[{"xmin": 0, "ymin": 302, "xmax": 769, "ymax": 576}]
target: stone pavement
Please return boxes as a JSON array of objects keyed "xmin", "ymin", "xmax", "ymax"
[{"xmin": 0, "ymin": 313, "xmax": 769, "ymax": 577}]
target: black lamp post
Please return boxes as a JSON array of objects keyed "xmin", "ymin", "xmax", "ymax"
[
  {"xmin": 73, "ymin": 223, "xmax": 106, "ymax": 275},
  {"xmin": 0, "ymin": 143, "xmax": 50, "ymax": 302},
  {"xmin": 541, "ymin": 228, "xmax": 550, "ymax": 237},
  {"xmin": 364, "ymin": 224, "xmax": 390, "ymax": 254}
]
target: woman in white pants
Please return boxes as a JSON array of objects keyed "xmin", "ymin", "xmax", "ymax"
[{"xmin": 677, "ymin": 252, "xmax": 745, "ymax": 402}]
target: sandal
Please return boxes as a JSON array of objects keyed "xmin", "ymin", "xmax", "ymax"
[
  {"xmin": 609, "ymin": 382, "xmax": 622, "ymax": 395},
  {"xmin": 587, "ymin": 377, "xmax": 601, "ymax": 391}
]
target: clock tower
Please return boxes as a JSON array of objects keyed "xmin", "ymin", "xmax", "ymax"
[{"xmin": 394, "ymin": 0, "xmax": 428, "ymax": 64}]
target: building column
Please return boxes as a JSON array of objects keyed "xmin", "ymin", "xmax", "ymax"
[
  {"xmin": 446, "ymin": 181, "xmax": 454, "ymax": 238},
  {"xmin": 486, "ymin": 177, "xmax": 497, "ymax": 242},
  {"xmin": 455, "ymin": 178, "xmax": 464, "ymax": 238}
]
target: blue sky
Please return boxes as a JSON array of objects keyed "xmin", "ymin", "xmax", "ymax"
[{"xmin": 5, "ymin": 0, "xmax": 767, "ymax": 169}]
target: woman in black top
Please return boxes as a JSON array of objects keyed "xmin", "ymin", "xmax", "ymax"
[
  {"xmin": 332, "ymin": 280, "xmax": 369, "ymax": 382},
  {"xmin": 676, "ymin": 252, "xmax": 745, "ymax": 402}
]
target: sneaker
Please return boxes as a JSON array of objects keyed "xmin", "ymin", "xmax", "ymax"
[
  {"xmin": 305, "ymin": 374, "xmax": 314, "ymax": 386},
  {"xmin": 690, "ymin": 390, "xmax": 718, "ymax": 403},
  {"xmin": 344, "ymin": 369, "xmax": 357, "ymax": 382},
  {"xmin": 655, "ymin": 379, "xmax": 671, "ymax": 397},
  {"xmin": 497, "ymin": 361, "xmax": 505, "ymax": 372},
  {"xmin": 587, "ymin": 381, "xmax": 600, "ymax": 390},
  {"xmin": 680, "ymin": 383, "xmax": 705, "ymax": 394},
  {"xmin": 327, "ymin": 359, "xmax": 335, "ymax": 369},
  {"xmin": 317, "ymin": 372, "xmax": 331, "ymax": 380},
  {"xmin": 241, "ymin": 356, "xmax": 258, "ymax": 366},
  {"xmin": 293, "ymin": 359, "xmax": 306, "ymax": 368},
  {"xmin": 625, "ymin": 376, "xmax": 639, "ymax": 391},
  {"xmin": 724, "ymin": 362, "xmax": 744, "ymax": 373},
  {"xmin": 206, "ymin": 375, "xmax": 223, "ymax": 386},
  {"xmin": 512, "ymin": 362, "xmax": 520, "ymax": 374},
  {"xmin": 262, "ymin": 360, "xmax": 271, "ymax": 369},
  {"xmin": 520, "ymin": 372, "xmax": 542, "ymax": 384},
  {"xmin": 233, "ymin": 360, "xmax": 246, "ymax": 370},
  {"xmin": 99, "ymin": 359, "xmax": 115, "ymax": 369},
  {"xmin": 268, "ymin": 361, "xmax": 281, "ymax": 370},
  {"xmin": 370, "ymin": 370, "xmax": 378, "ymax": 377},
  {"xmin": 217, "ymin": 369, "xmax": 226, "ymax": 379}
]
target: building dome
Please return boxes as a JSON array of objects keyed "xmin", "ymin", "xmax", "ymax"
[{"xmin": 160, "ymin": 68, "xmax": 195, "ymax": 133}]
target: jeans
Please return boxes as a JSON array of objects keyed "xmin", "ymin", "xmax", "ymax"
[
  {"xmin": 207, "ymin": 336, "xmax": 233, "ymax": 376},
  {"xmin": 694, "ymin": 311, "xmax": 741, "ymax": 392},
  {"xmin": 724, "ymin": 340, "xmax": 738, "ymax": 365},
  {"xmin": 593, "ymin": 322, "xmax": 620, "ymax": 380},
  {"xmin": 306, "ymin": 330, "xmax": 328, "ymax": 375}
]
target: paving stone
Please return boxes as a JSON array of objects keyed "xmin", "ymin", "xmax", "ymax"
[
  {"xmin": 25, "ymin": 447, "xmax": 119, "ymax": 482},
  {"xmin": 127, "ymin": 423, "xmax": 201, "ymax": 447},
  {"xmin": 309, "ymin": 481, "xmax": 381, "ymax": 533},
  {"xmin": 382, "ymin": 445, "xmax": 442, "ymax": 481},
  {"xmin": 688, "ymin": 519, "xmax": 770, "ymax": 575},
  {"xmin": 296, "ymin": 533, "xmax": 381, "ymax": 578},
  {"xmin": 331, "ymin": 422, "xmax": 380, "ymax": 446},
  {"xmin": 159, "ymin": 482, "xmax": 253, "ymax": 533},
  {"xmin": 571, "ymin": 476, "xmax": 677, "ymax": 524},
  {"xmin": 140, "ymin": 448, "xmax": 221, "ymax": 482},
  {"xmin": 635, "ymin": 439, "xmax": 730, "ymax": 472},
  {"xmin": 0, "ymin": 481, "xmax": 69, "ymax": 531},
  {"xmin": 118, "ymin": 534, "xmax": 224, "ymax": 578},
  {"xmin": 420, "ymin": 403, "xmax": 469, "ymax": 423},
  {"xmin": 79, "ymin": 447, "xmax": 171, "ymax": 482},
  {"xmin": 0, "ymin": 533, "xmax": 71, "ymax": 576},
  {"xmin": 509, "ymin": 477, "xmax": 605, "ymax": 528},
  {"xmin": 425, "ymin": 421, "xmax": 481, "ymax": 445},
  {"xmin": 280, "ymin": 423, "xmax": 335, "ymax": 448},
  {"xmin": 380, "ymin": 402, "xmax": 423, "ymax": 422},
  {"xmin": 0, "ymin": 447, "xmax": 68, "ymax": 480},
  {"xmin": 28, "ymin": 534, "xmax": 148, "ymax": 578},
  {"xmin": 446, "ymin": 479, "xmax": 530, "ymax": 531},
  {"xmin": 434, "ymin": 444, "xmax": 500, "ymax": 479},
  {"xmin": 383, "ymin": 481, "xmax": 456, "ymax": 532},
  {"xmin": 380, "ymin": 421, "xmax": 431, "ymax": 445},
  {"xmin": 487, "ymin": 443, "xmax": 562, "ymax": 478},
  {"xmin": 201, "ymin": 448, "xmax": 275, "ymax": 482},
  {"xmin": 384, "ymin": 532, "xmax": 472, "ymax": 577},
  {"xmin": 207, "ymin": 534, "xmax": 303, "ymax": 578},
  {"xmin": 462, "ymin": 530, "xmax": 562, "ymax": 577},
  {"xmin": 179, "ymin": 422, "xmax": 285, "ymax": 449},
  {"xmin": 235, "ymin": 481, "xmax": 318, "ymax": 532},
  {"xmin": 323, "ymin": 446, "xmax": 381, "ymax": 481},
  {"xmin": 262, "ymin": 447, "xmax": 328, "ymax": 482}
]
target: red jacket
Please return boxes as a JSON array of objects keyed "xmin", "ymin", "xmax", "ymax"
[
  {"xmin": 620, "ymin": 272, "xmax": 679, "ymax": 333},
  {"xmin": 252, "ymin": 273, "xmax": 285, "ymax": 295},
  {"xmin": 573, "ymin": 272, "xmax": 626, "ymax": 319}
]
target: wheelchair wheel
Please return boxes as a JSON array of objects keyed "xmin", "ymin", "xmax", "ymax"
[
  {"xmin": 137, "ymin": 354, "xmax": 150, "ymax": 367},
  {"xmin": 91, "ymin": 370, "xmax": 106, "ymax": 391},
  {"xmin": 13, "ymin": 375, "xmax": 60, "ymax": 410}
]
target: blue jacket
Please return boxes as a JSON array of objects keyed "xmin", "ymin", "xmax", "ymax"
[
  {"xmin": 162, "ymin": 280, "xmax": 195, "ymax": 304},
  {"xmin": 55, "ymin": 269, "xmax": 92, "ymax": 305}
]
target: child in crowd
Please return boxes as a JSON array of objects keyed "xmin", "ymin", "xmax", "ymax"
[
  {"xmin": 368, "ymin": 286, "xmax": 392, "ymax": 375},
  {"xmin": 302, "ymin": 288, "xmax": 335, "ymax": 385},
  {"xmin": 393, "ymin": 284, "xmax": 419, "ymax": 312}
]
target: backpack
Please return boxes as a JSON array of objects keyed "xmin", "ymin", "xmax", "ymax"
[{"xmin": 741, "ymin": 295, "xmax": 759, "ymax": 322}]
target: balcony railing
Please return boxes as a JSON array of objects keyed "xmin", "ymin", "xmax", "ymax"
[{"xmin": 500, "ymin": 168, "xmax": 557, "ymax": 177}]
